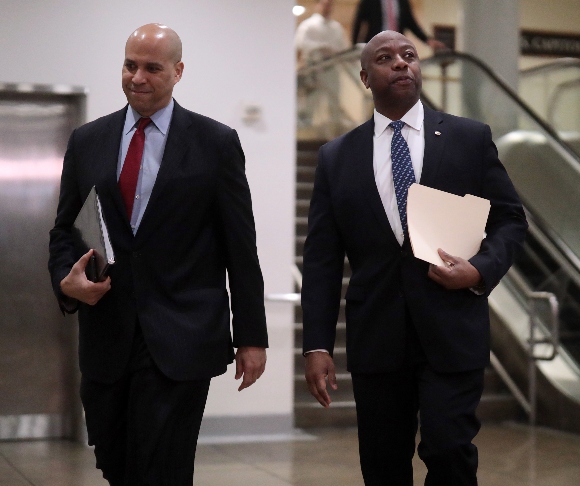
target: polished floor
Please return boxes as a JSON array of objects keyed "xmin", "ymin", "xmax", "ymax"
[{"xmin": 1, "ymin": 423, "xmax": 580, "ymax": 485}]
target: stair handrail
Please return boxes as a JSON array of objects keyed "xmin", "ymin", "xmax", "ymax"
[
  {"xmin": 420, "ymin": 51, "xmax": 580, "ymax": 168},
  {"xmin": 264, "ymin": 264, "xmax": 302, "ymax": 303},
  {"xmin": 503, "ymin": 267, "xmax": 560, "ymax": 425}
]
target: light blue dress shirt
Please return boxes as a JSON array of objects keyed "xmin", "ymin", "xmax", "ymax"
[{"xmin": 117, "ymin": 99, "xmax": 174, "ymax": 234}]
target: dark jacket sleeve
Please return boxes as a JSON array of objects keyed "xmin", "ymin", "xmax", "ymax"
[
  {"xmin": 217, "ymin": 129, "xmax": 268, "ymax": 348},
  {"xmin": 468, "ymin": 124, "xmax": 528, "ymax": 296},
  {"xmin": 352, "ymin": 0, "xmax": 371, "ymax": 45},
  {"xmin": 301, "ymin": 145, "xmax": 346, "ymax": 355},
  {"xmin": 399, "ymin": 0, "xmax": 429, "ymax": 43},
  {"xmin": 48, "ymin": 129, "xmax": 84, "ymax": 314}
]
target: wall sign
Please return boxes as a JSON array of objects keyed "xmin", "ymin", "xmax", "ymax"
[
  {"xmin": 433, "ymin": 26, "xmax": 580, "ymax": 58},
  {"xmin": 520, "ymin": 30, "xmax": 580, "ymax": 57}
]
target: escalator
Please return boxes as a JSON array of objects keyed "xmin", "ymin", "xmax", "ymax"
[
  {"xmin": 297, "ymin": 47, "xmax": 580, "ymax": 432},
  {"xmin": 519, "ymin": 58, "xmax": 580, "ymax": 158}
]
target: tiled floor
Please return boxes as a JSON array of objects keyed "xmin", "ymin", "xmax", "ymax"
[{"xmin": 1, "ymin": 423, "xmax": 580, "ymax": 485}]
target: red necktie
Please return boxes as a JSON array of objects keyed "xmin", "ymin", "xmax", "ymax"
[{"xmin": 119, "ymin": 117, "xmax": 151, "ymax": 218}]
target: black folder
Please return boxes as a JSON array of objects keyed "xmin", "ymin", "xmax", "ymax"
[{"xmin": 72, "ymin": 186, "xmax": 115, "ymax": 282}]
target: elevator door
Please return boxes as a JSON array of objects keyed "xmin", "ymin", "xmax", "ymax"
[{"xmin": 0, "ymin": 87, "xmax": 85, "ymax": 439}]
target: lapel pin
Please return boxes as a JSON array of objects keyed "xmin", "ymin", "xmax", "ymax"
[{"xmin": 435, "ymin": 131, "xmax": 441, "ymax": 136}]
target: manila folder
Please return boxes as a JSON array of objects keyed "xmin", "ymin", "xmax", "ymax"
[
  {"xmin": 72, "ymin": 186, "xmax": 115, "ymax": 282},
  {"xmin": 407, "ymin": 183, "xmax": 490, "ymax": 266}
]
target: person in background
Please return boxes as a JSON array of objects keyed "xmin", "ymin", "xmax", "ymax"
[
  {"xmin": 48, "ymin": 23, "xmax": 268, "ymax": 485},
  {"xmin": 295, "ymin": 0, "xmax": 348, "ymax": 66},
  {"xmin": 301, "ymin": 30, "xmax": 527, "ymax": 485},
  {"xmin": 352, "ymin": 0, "xmax": 446, "ymax": 50},
  {"xmin": 295, "ymin": 0, "xmax": 350, "ymax": 137}
]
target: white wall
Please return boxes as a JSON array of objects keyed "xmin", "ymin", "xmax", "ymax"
[{"xmin": 0, "ymin": 0, "xmax": 296, "ymax": 433}]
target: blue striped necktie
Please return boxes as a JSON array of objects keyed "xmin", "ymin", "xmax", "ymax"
[{"xmin": 389, "ymin": 120, "xmax": 416, "ymax": 235}]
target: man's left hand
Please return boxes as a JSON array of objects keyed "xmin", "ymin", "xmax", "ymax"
[
  {"xmin": 234, "ymin": 346, "xmax": 267, "ymax": 391},
  {"xmin": 428, "ymin": 248, "xmax": 483, "ymax": 290}
]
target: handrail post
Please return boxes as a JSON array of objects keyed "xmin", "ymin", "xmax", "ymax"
[
  {"xmin": 526, "ymin": 291, "xmax": 559, "ymax": 426},
  {"xmin": 528, "ymin": 299, "xmax": 538, "ymax": 426}
]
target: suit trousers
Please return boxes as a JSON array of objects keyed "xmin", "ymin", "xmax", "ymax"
[
  {"xmin": 80, "ymin": 324, "xmax": 211, "ymax": 486},
  {"xmin": 351, "ymin": 315, "xmax": 484, "ymax": 486}
]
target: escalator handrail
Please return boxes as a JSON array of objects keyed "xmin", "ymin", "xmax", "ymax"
[
  {"xmin": 297, "ymin": 45, "xmax": 363, "ymax": 77},
  {"xmin": 420, "ymin": 50, "xmax": 580, "ymax": 164},
  {"xmin": 520, "ymin": 57, "xmax": 580, "ymax": 77}
]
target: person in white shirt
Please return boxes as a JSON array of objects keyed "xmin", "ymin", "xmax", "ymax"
[
  {"xmin": 295, "ymin": 0, "xmax": 349, "ymax": 137},
  {"xmin": 295, "ymin": 0, "xmax": 348, "ymax": 65}
]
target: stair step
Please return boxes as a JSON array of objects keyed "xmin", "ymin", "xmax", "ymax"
[
  {"xmin": 297, "ymin": 140, "xmax": 326, "ymax": 152},
  {"xmin": 296, "ymin": 200, "xmax": 310, "ymax": 217},
  {"xmin": 297, "ymin": 165, "xmax": 317, "ymax": 183}
]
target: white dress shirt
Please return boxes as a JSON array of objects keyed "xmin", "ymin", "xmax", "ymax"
[{"xmin": 373, "ymin": 100, "xmax": 424, "ymax": 246}]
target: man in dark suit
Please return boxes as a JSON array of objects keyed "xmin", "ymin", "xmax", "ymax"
[
  {"xmin": 48, "ymin": 23, "xmax": 268, "ymax": 485},
  {"xmin": 352, "ymin": 0, "xmax": 445, "ymax": 49},
  {"xmin": 302, "ymin": 30, "xmax": 527, "ymax": 485}
]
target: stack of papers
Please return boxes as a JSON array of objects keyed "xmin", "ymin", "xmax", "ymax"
[{"xmin": 407, "ymin": 183, "xmax": 490, "ymax": 266}]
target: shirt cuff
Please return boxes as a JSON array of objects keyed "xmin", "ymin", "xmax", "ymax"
[
  {"xmin": 304, "ymin": 349, "xmax": 330, "ymax": 356},
  {"xmin": 469, "ymin": 280, "xmax": 486, "ymax": 295}
]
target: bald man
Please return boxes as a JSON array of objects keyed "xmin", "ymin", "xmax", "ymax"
[
  {"xmin": 302, "ymin": 31, "xmax": 526, "ymax": 484},
  {"xmin": 49, "ymin": 24, "xmax": 268, "ymax": 485}
]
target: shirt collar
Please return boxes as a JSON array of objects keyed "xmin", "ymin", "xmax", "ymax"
[
  {"xmin": 124, "ymin": 98, "xmax": 174, "ymax": 136},
  {"xmin": 373, "ymin": 100, "xmax": 424, "ymax": 137}
]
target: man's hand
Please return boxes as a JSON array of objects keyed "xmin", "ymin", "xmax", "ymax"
[
  {"xmin": 235, "ymin": 347, "xmax": 267, "ymax": 391},
  {"xmin": 428, "ymin": 248, "xmax": 483, "ymax": 290},
  {"xmin": 305, "ymin": 351, "xmax": 337, "ymax": 408},
  {"xmin": 60, "ymin": 250, "xmax": 111, "ymax": 305}
]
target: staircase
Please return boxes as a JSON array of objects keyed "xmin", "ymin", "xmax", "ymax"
[{"xmin": 293, "ymin": 139, "xmax": 525, "ymax": 428}]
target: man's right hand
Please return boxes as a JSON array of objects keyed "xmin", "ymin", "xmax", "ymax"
[
  {"xmin": 60, "ymin": 250, "xmax": 111, "ymax": 305},
  {"xmin": 305, "ymin": 351, "xmax": 338, "ymax": 408}
]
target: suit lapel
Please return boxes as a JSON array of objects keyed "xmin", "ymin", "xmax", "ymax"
[
  {"xmin": 355, "ymin": 119, "xmax": 400, "ymax": 245},
  {"xmin": 419, "ymin": 106, "xmax": 445, "ymax": 187},
  {"xmin": 135, "ymin": 102, "xmax": 192, "ymax": 239},
  {"xmin": 94, "ymin": 107, "xmax": 130, "ymax": 229}
]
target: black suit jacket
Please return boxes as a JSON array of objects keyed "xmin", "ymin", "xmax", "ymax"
[
  {"xmin": 301, "ymin": 106, "xmax": 527, "ymax": 373},
  {"xmin": 352, "ymin": 0, "xmax": 430, "ymax": 45},
  {"xmin": 49, "ymin": 101, "xmax": 268, "ymax": 384}
]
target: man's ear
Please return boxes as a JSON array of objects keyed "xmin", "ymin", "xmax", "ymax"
[
  {"xmin": 174, "ymin": 61, "xmax": 184, "ymax": 83},
  {"xmin": 360, "ymin": 69, "xmax": 369, "ymax": 89}
]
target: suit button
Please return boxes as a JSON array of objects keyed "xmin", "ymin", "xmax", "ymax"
[
  {"xmin": 133, "ymin": 252, "xmax": 141, "ymax": 259},
  {"xmin": 401, "ymin": 250, "xmax": 408, "ymax": 257}
]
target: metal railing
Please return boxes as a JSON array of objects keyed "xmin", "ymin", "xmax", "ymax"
[
  {"xmin": 501, "ymin": 268, "xmax": 560, "ymax": 425},
  {"xmin": 264, "ymin": 264, "xmax": 302, "ymax": 303}
]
